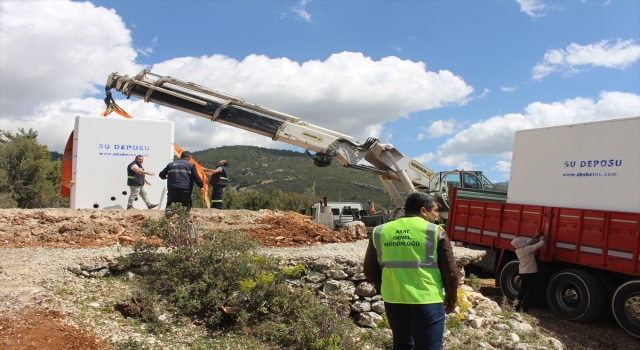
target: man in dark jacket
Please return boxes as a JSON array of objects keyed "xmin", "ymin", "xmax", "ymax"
[
  {"xmin": 126, "ymin": 155, "xmax": 158, "ymax": 210},
  {"xmin": 203, "ymin": 160, "xmax": 228, "ymax": 209},
  {"xmin": 363, "ymin": 192, "xmax": 458, "ymax": 350},
  {"xmin": 159, "ymin": 151, "xmax": 204, "ymax": 217}
]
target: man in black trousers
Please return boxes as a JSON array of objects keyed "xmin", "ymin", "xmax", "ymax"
[{"xmin": 159, "ymin": 151, "xmax": 204, "ymax": 218}]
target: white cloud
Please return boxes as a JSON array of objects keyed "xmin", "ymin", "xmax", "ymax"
[
  {"xmin": 136, "ymin": 36, "xmax": 158, "ymax": 57},
  {"xmin": 291, "ymin": 0, "xmax": 312, "ymax": 22},
  {"xmin": 533, "ymin": 39, "xmax": 640, "ymax": 80},
  {"xmin": 0, "ymin": 0, "xmax": 475, "ymax": 153},
  {"xmin": 492, "ymin": 161, "xmax": 511, "ymax": 172},
  {"xmin": 414, "ymin": 152, "xmax": 435, "ymax": 165},
  {"xmin": 424, "ymin": 119, "xmax": 457, "ymax": 138},
  {"xmin": 516, "ymin": 0, "xmax": 546, "ymax": 18},
  {"xmin": 149, "ymin": 52, "xmax": 473, "ymax": 142},
  {"xmin": 0, "ymin": 0, "xmax": 143, "ymax": 118},
  {"xmin": 501, "ymin": 86, "xmax": 517, "ymax": 92},
  {"xmin": 477, "ymin": 88, "xmax": 490, "ymax": 99},
  {"xmin": 434, "ymin": 91, "xmax": 640, "ymax": 166}
]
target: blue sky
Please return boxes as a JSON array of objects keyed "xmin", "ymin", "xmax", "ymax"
[{"xmin": 1, "ymin": 0, "xmax": 639, "ymax": 182}]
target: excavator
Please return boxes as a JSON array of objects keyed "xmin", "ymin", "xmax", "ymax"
[{"xmin": 105, "ymin": 70, "xmax": 505, "ymax": 221}]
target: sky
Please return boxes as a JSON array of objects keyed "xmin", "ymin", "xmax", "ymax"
[{"xmin": 1, "ymin": 0, "xmax": 639, "ymax": 182}]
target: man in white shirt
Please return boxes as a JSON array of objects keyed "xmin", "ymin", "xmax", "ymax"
[{"xmin": 511, "ymin": 231, "xmax": 545, "ymax": 313}]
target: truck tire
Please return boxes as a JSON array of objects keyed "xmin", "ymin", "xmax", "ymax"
[
  {"xmin": 499, "ymin": 260, "xmax": 521, "ymax": 301},
  {"xmin": 547, "ymin": 269, "xmax": 606, "ymax": 323},
  {"xmin": 594, "ymin": 271, "xmax": 618, "ymax": 322},
  {"xmin": 612, "ymin": 280, "xmax": 640, "ymax": 338},
  {"xmin": 499, "ymin": 260, "xmax": 548, "ymax": 305}
]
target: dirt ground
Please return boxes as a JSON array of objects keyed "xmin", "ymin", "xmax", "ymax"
[
  {"xmin": 469, "ymin": 270, "xmax": 640, "ymax": 350},
  {"xmin": 0, "ymin": 208, "xmax": 357, "ymax": 249},
  {"xmin": 1, "ymin": 208, "xmax": 639, "ymax": 349}
]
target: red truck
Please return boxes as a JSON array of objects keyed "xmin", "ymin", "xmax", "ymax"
[{"xmin": 443, "ymin": 118, "xmax": 640, "ymax": 338}]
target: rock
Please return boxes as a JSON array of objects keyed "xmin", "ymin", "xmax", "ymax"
[
  {"xmin": 323, "ymin": 280, "xmax": 355, "ymax": 296},
  {"xmin": 508, "ymin": 333, "xmax": 520, "ymax": 343},
  {"xmin": 350, "ymin": 300, "xmax": 371, "ymax": 313},
  {"xmin": 514, "ymin": 344, "xmax": 528, "ymax": 350},
  {"xmin": 91, "ymin": 269, "xmax": 110, "ymax": 278},
  {"xmin": 31, "ymin": 229, "xmax": 44, "ymax": 236},
  {"xmin": 67, "ymin": 265, "xmax": 82, "ymax": 274},
  {"xmin": 466, "ymin": 291, "xmax": 486, "ymax": 303},
  {"xmin": 494, "ymin": 323, "xmax": 510, "ymax": 331},
  {"xmin": 346, "ymin": 264, "xmax": 363, "ymax": 275},
  {"xmin": 371, "ymin": 300, "xmax": 385, "ymax": 313},
  {"xmin": 88, "ymin": 302, "xmax": 101, "ymax": 309},
  {"xmin": 108, "ymin": 225, "xmax": 125, "ymax": 235},
  {"xmin": 477, "ymin": 342, "xmax": 493, "ymax": 349},
  {"xmin": 510, "ymin": 320, "xmax": 534, "ymax": 332},
  {"xmin": 305, "ymin": 271, "xmax": 326, "ymax": 283},
  {"xmin": 328, "ymin": 269, "xmax": 348, "ymax": 279},
  {"xmin": 452, "ymin": 246, "xmax": 487, "ymax": 266},
  {"xmin": 305, "ymin": 282, "xmax": 323, "ymax": 290},
  {"xmin": 355, "ymin": 312, "xmax": 383, "ymax": 327},
  {"xmin": 351, "ymin": 272, "xmax": 367, "ymax": 281},
  {"xmin": 489, "ymin": 336, "xmax": 503, "ymax": 347},
  {"xmin": 355, "ymin": 282, "xmax": 377, "ymax": 297},
  {"xmin": 115, "ymin": 296, "xmax": 151, "ymax": 318},
  {"xmin": 467, "ymin": 315, "xmax": 484, "ymax": 329},
  {"xmin": 547, "ymin": 337, "xmax": 564, "ymax": 350},
  {"xmin": 118, "ymin": 235, "xmax": 134, "ymax": 244},
  {"xmin": 340, "ymin": 221, "xmax": 367, "ymax": 239},
  {"xmin": 476, "ymin": 300, "xmax": 502, "ymax": 314}
]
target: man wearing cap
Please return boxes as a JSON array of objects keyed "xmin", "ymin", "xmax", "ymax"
[
  {"xmin": 364, "ymin": 192, "xmax": 458, "ymax": 350},
  {"xmin": 203, "ymin": 160, "xmax": 228, "ymax": 209},
  {"xmin": 126, "ymin": 155, "xmax": 158, "ymax": 210},
  {"xmin": 511, "ymin": 232, "xmax": 545, "ymax": 313},
  {"xmin": 159, "ymin": 151, "xmax": 204, "ymax": 217}
]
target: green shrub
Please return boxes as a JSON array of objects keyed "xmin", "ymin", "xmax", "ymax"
[
  {"xmin": 468, "ymin": 273, "xmax": 482, "ymax": 292},
  {"xmin": 136, "ymin": 207, "xmax": 358, "ymax": 349}
]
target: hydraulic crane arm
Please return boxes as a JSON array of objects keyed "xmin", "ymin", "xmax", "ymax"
[{"xmin": 106, "ymin": 70, "xmax": 434, "ymax": 207}]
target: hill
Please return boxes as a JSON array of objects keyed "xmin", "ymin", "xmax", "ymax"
[{"xmin": 192, "ymin": 145, "xmax": 405, "ymax": 210}]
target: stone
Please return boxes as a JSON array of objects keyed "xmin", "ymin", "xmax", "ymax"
[
  {"xmin": 466, "ymin": 291, "xmax": 487, "ymax": 304},
  {"xmin": 468, "ymin": 316, "xmax": 484, "ymax": 329},
  {"xmin": 477, "ymin": 342, "xmax": 493, "ymax": 350},
  {"xmin": 67, "ymin": 265, "xmax": 82, "ymax": 274},
  {"xmin": 371, "ymin": 300, "xmax": 385, "ymax": 313},
  {"xmin": 328, "ymin": 269, "xmax": 348, "ymax": 279},
  {"xmin": 489, "ymin": 336, "xmax": 503, "ymax": 347},
  {"xmin": 351, "ymin": 272, "xmax": 367, "ymax": 281},
  {"xmin": 350, "ymin": 300, "xmax": 371, "ymax": 313},
  {"xmin": 510, "ymin": 320, "xmax": 533, "ymax": 332},
  {"xmin": 355, "ymin": 312, "xmax": 383, "ymax": 327},
  {"xmin": 305, "ymin": 271, "xmax": 326, "ymax": 283},
  {"xmin": 476, "ymin": 300, "xmax": 502, "ymax": 314},
  {"xmin": 346, "ymin": 264, "xmax": 363, "ymax": 275},
  {"xmin": 508, "ymin": 333, "xmax": 520, "ymax": 343},
  {"xmin": 494, "ymin": 323, "xmax": 510, "ymax": 331},
  {"xmin": 514, "ymin": 344, "xmax": 528, "ymax": 350},
  {"xmin": 323, "ymin": 280, "xmax": 355, "ymax": 296},
  {"xmin": 547, "ymin": 337, "xmax": 564, "ymax": 350},
  {"xmin": 91, "ymin": 269, "xmax": 110, "ymax": 278},
  {"xmin": 305, "ymin": 283, "xmax": 323, "ymax": 290},
  {"xmin": 31, "ymin": 229, "xmax": 45, "ymax": 236},
  {"xmin": 88, "ymin": 302, "xmax": 101, "ymax": 309},
  {"xmin": 355, "ymin": 282, "xmax": 377, "ymax": 297},
  {"xmin": 340, "ymin": 221, "xmax": 367, "ymax": 239}
]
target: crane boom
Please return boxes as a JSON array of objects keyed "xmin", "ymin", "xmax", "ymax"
[{"xmin": 106, "ymin": 70, "xmax": 434, "ymax": 207}]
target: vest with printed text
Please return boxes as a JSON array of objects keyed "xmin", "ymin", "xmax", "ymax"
[{"xmin": 372, "ymin": 217, "xmax": 444, "ymax": 304}]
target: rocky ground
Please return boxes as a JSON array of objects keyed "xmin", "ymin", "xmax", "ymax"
[{"xmin": 0, "ymin": 208, "xmax": 638, "ymax": 349}]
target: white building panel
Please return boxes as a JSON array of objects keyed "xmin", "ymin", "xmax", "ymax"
[
  {"xmin": 70, "ymin": 116, "xmax": 174, "ymax": 210},
  {"xmin": 507, "ymin": 116, "xmax": 640, "ymax": 213}
]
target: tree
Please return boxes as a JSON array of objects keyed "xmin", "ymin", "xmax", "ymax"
[{"xmin": 0, "ymin": 128, "xmax": 67, "ymax": 208}]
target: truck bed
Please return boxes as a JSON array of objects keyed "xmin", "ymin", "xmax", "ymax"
[{"xmin": 446, "ymin": 187, "xmax": 640, "ymax": 276}]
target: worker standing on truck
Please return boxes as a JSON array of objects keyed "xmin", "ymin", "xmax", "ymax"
[
  {"xmin": 511, "ymin": 232, "xmax": 545, "ymax": 313},
  {"xmin": 363, "ymin": 192, "xmax": 458, "ymax": 350},
  {"xmin": 203, "ymin": 160, "xmax": 228, "ymax": 209},
  {"xmin": 159, "ymin": 151, "xmax": 204, "ymax": 217},
  {"xmin": 126, "ymin": 155, "xmax": 158, "ymax": 210}
]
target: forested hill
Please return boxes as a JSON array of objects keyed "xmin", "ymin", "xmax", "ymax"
[{"xmin": 192, "ymin": 145, "xmax": 404, "ymax": 210}]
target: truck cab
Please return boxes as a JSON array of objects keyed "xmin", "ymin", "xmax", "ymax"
[{"xmin": 428, "ymin": 170, "xmax": 507, "ymax": 224}]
